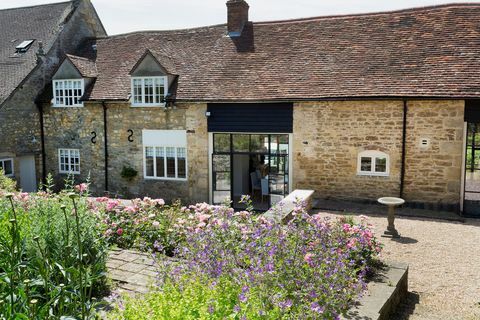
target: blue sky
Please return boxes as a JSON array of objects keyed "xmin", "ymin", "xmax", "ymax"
[{"xmin": 2, "ymin": 0, "xmax": 478, "ymax": 35}]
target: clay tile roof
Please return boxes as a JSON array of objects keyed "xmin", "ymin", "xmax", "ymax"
[
  {"xmin": 86, "ymin": 3, "xmax": 480, "ymax": 102},
  {"xmin": 0, "ymin": 1, "xmax": 74, "ymax": 105},
  {"xmin": 66, "ymin": 54, "xmax": 98, "ymax": 78}
]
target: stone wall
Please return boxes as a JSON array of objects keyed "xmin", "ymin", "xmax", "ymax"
[
  {"xmin": 43, "ymin": 103, "xmax": 105, "ymax": 192},
  {"xmin": 293, "ymin": 100, "xmax": 465, "ymax": 207},
  {"xmin": 292, "ymin": 101, "xmax": 405, "ymax": 201},
  {"xmin": 43, "ymin": 102, "xmax": 209, "ymax": 204},
  {"xmin": 0, "ymin": 0, "xmax": 106, "ymax": 190},
  {"xmin": 403, "ymin": 100, "xmax": 464, "ymax": 206}
]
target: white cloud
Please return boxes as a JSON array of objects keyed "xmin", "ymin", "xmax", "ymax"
[{"xmin": 2, "ymin": 0, "xmax": 478, "ymax": 35}]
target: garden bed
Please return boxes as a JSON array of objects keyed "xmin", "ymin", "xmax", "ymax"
[{"xmin": 1, "ymin": 175, "xmax": 386, "ymax": 319}]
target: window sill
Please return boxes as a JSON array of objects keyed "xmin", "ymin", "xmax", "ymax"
[
  {"xmin": 131, "ymin": 104, "xmax": 166, "ymax": 108},
  {"xmin": 357, "ymin": 172, "xmax": 389, "ymax": 177},
  {"xmin": 144, "ymin": 176, "xmax": 187, "ymax": 182},
  {"xmin": 53, "ymin": 105, "xmax": 84, "ymax": 108},
  {"xmin": 59, "ymin": 172, "xmax": 81, "ymax": 175}
]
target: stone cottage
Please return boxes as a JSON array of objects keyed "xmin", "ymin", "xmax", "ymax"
[
  {"xmin": 0, "ymin": 0, "xmax": 106, "ymax": 191},
  {"xmin": 28, "ymin": 1, "xmax": 480, "ymax": 216}
]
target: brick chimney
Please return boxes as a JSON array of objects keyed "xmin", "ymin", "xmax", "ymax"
[{"xmin": 227, "ymin": 0, "xmax": 249, "ymax": 37}]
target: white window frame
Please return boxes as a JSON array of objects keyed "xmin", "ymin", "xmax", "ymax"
[
  {"xmin": 131, "ymin": 76, "xmax": 168, "ymax": 107},
  {"xmin": 52, "ymin": 79, "xmax": 85, "ymax": 107},
  {"xmin": 58, "ymin": 149, "xmax": 81, "ymax": 175},
  {"xmin": 143, "ymin": 146, "xmax": 187, "ymax": 181},
  {"xmin": 0, "ymin": 158, "xmax": 14, "ymax": 177},
  {"xmin": 142, "ymin": 130, "xmax": 187, "ymax": 181},
  {"xmin": 357, "ymin": 150, "xmax": 389, "ymax": 177}
]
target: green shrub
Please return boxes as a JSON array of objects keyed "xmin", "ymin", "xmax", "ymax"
[
  {"xmin": 0, "ymin": 191, "xmax": 108, "ymax": 319},
  {"xmin": 109, "ymin": 275, "xmax": 283, "ymax": 320},
  {"xmin": 0, "ymin": 169, "xmax": 16, "ymax": 193}
]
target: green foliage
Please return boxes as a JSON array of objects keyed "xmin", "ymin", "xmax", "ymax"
[
  {"xmin": 0, "ymin": 169, "xmax": 16, "ymax": 192},
  {"xmin": 0, "ymin": 191, "xmax": 108, "ymax": 319},
  {"xmin": 109, "ymin": 275, "xmax": 282, "ymax": 320},
  {"xmin": 120, "ymin": 166, "xmax": 138, "ymax": 181}
]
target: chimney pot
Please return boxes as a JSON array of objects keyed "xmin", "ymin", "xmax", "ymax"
[{"xmin": 226, "ymin": 0, "xmax": 249, "ymax": 37}]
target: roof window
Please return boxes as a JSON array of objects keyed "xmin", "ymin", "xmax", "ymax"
[{"xmin": 15, "ymin": 40, "xmax": 35, "ymax": 53}]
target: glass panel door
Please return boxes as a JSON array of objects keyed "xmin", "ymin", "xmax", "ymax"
[
  {"xmin": 212, "ymin": 154, "xmax": 231, "ymax": 205},
  {"xmin": 464, "ymin": 123, "xmax": 480, "ymax": 216},
  {"xmin": 268, "ymin": 135, "xmax": 289, "ymax": 205},
  {"xmin": 211, "ymin": 133, "xmax": 290, "ymax": 210}
]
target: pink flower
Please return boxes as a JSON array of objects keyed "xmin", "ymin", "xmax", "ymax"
[
  {"xmin": 96, "ymin": 196, "xmax": 109, "ymax": 203},
  {"xmin": 124, "ymin": 206, "xmax": 138, "ymax": 214},
  {"xmin": 342, "ymin": 224, "xmax": 351, "ymax": 232},
  {"xmin": 105, "ymin": 229, "xmax": 112, "ymax": 236},
  {"xmin": 153, "ymin": 199, "xmax": 165, "ymax": 206},
  {"xmin": 304, "ymin": 253, "xmax": 315, "ymax": 266},
  {"xmin": 116, "ymin": 228, "xmax": 123, "ymax": 236},
  {"xmin": 347, "ymin": 238, "xmax": 358, "ymax": 249},
  {"xmin": 196, "ymin": 214, "xmax": 211, "ymax": 223},
  {"xmin": 106, "ymin": 199, "xmax": 119, "ymax": 211},
  {"xmin": 74, "ymin": 183, "xmax": 88, "ymax": 193}
]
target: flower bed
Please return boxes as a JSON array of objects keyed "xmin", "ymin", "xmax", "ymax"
[
  {"xmin": 108, "ymin": 201, "xmax": 382, "ymax": 319},
  {"xmin": 0, "ymin": 178, "xmax": 108, "ymax": 319}
]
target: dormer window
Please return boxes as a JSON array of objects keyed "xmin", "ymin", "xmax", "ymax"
[
  {"xmin": 53, "ymin": 79, "xmax": 84, "ymax": 107},
  {"xmin": 131, "ymin": 76, "xmax": 167, "ymax": 107}
]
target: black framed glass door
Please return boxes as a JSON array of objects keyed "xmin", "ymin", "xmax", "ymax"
[
  {"xmin": 211, "ymin": 133, "xmax": 290, "ymax": 210},
  {"xmin": 464, "ymin": 122, "xmax": 480, "ymax": 217}
]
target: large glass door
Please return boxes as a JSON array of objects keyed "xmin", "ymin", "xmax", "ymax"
[
  {"xmin": 464, "ymin": 123, "xmax": 480, "ymax": 217},
  {"xmin": 211, "ymin": 133, "xmax": 290, "ymax": 210}
]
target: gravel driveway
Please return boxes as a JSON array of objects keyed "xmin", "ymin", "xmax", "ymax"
[{"xmin": 315, "ymin": 210, "xmax": 480, "ymax": 320}]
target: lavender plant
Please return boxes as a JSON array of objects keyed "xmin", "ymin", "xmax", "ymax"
[{"xmin": 111, "ymin": 201, "xmax": 381, "ymax": 319}]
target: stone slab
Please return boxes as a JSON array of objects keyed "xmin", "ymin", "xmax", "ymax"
[{"xmin": 341, "ymin": 262, "xmax": 409, "ymax": 320}]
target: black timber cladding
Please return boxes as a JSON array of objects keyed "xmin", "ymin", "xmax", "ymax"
[
  {"xmin": 207, "ymin": 103, "xmax": 293, "ymax": 133},
  {"xmin": 465, "ymin": 100, "xmax": 480, "ymax": 122}
]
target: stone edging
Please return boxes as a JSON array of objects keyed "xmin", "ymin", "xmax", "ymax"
[{"xmin": 342, "ymin": 261, "xmax": 409, "ymax": 320}]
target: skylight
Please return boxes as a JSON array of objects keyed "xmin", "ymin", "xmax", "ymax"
[{"xmin": 15, "ymin": 40, "xmax": 35, "ymax": 53}]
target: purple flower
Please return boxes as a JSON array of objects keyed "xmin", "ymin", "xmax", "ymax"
[
  {"xmin": 208, "ymin": 304, "xmax": 215, "ymax": 314},
  {"xmin": 278, "ymin": 299, "xmax": 293, "ymax": 309},
  {"xmin": 310, "ymin": 302, "xmax": 324, "ymax": 314},
  {"xmin": 239, "ymin": 293, "xmax": 248, "ymax": 303}
]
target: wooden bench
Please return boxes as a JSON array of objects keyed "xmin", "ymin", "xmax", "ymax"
[{"xmin": 263, "ymin": 189, "xmax": 315, "ymax": 224}]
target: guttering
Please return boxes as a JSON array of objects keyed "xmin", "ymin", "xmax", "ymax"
[
  {"xmin": 400, "ymin": 100, "xmax": 408, "ymax": 198},
  {"xmin": 35, "ymin": 100, "xmax": 47, "ymax": 188},
  {"xmin": 102, "ymin": 101, "xmax": 109, "ymax": 192}
]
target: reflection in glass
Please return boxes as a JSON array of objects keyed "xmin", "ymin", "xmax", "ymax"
[
  {"xmin": 214, "ymin": 134, "xmax": 231, "ymax": 153},
  {"xmin": 375, "ymin": 157, "xmax": 387, "ymax": 173},
  {"xmin": 361, "ymin": 157, "xmax": 372, "ymax": 172},
  {"xmin": 233, "ymin": 134, "xmax": 250, "ymax": 152}
]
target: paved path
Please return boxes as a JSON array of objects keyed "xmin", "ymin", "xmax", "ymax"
[{"xmin": 107, "ymin": 249, "xmax": 157, "ymax": 294}]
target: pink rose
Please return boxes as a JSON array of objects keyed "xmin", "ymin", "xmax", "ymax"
[
  {"xmin": 106, "ymin": 199, "xmax": 119, "ymax": 211},
  {"xmin": 116, "ymin": 228, "xmax": 123, "ymax": 236},
  {"xmin": 124, "ymin": 206, "xmax": 138, "ymax": 214},
  {"xmin": 74, "ymin": 183, "xmax": 88, "ymax": 193}
]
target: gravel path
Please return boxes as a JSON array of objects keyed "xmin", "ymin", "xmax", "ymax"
[{"xmin": 315, "ymin": 210, "xmax": 480, "ymax": 320}]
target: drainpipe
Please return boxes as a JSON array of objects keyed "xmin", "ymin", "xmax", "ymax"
[
  {"xmin": 400, "ymin": 100, "xmax": 408, "ymax": 198},
  {"xmin": 102, "ymin": 101, "xmax": 109, "ymax": 192},
  {"xmin": 36, "ymin": 101, "xmax": 47, "ymax": 188}
]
